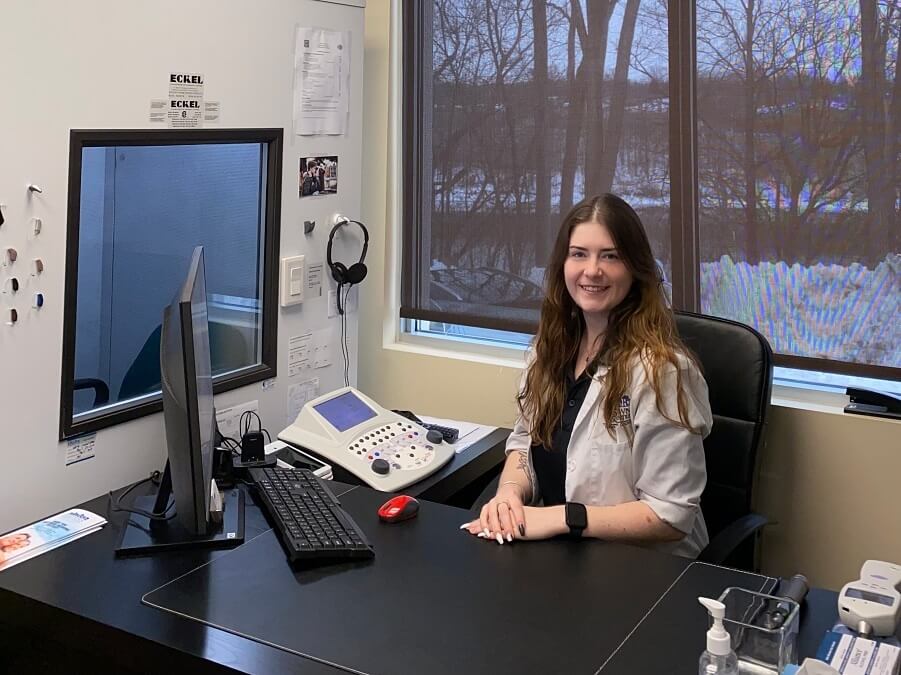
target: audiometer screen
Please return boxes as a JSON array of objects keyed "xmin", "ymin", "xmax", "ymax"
[{"xmin": 314, "ymin": 392, "xmax": 377, "ymax": 432}]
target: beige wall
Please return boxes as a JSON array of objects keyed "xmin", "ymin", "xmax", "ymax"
[
  {"xmin": 360, "ymin": 1, "xmax": 901, "ymax": 592},
  {"xmin": 756, "ymin": 405, "xmax": 901, "ymax": 590}
]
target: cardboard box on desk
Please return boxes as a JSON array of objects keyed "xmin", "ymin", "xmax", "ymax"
[{"xmin": 817, "ymin": 631, "xmax": 900, "ymax": 675}]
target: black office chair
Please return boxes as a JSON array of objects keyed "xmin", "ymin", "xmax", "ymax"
[
  {"xmin": 72, "ymin": 378, "xmax": 110, "ymax": 407},
  {"xmin": 470, "ymin": 311, "xmax": 773, "ymax": 570},
  {"xmin": 676, "ymin": 310, "xmax": 773, "ymax": 570},
  {"xmin": 119, "ymin": 321, "xmax": 250, "ymax": 400}
]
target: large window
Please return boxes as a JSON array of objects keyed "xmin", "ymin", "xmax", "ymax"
[
  {"xmin": 60, "ymin": 129, "xmax": 282, "ymax": 439},
  {"xmin": 402, "ymin": 1, "xmax": 900, "ymax": 383}
]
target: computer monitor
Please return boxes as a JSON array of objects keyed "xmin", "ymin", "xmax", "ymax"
[
  {"xmin": 161, "ymin": 246, "xmax": 216, "ymax": 534},
  {"xmin": 116, "ymin": 246, "xmax": 244, "ymax": 555}
]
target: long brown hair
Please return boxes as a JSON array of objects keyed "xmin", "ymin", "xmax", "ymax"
[{"xmin": 519, "ymin": 194, "xmax": 701, "ymax": 447}]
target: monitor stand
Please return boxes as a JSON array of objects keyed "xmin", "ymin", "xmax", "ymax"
[{"xmin": 115, "ymin": 462, "xmax": 245, "ymax": 557}]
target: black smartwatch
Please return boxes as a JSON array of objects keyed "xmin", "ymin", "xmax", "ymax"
[{"xmin": 565, "ymin": 502, "xmax": 587, "ymax": 540}]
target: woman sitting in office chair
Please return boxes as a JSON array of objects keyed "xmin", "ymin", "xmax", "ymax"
[{"xmin": 461, "ymin": 193, "xmax": 712, "ymax": 558}]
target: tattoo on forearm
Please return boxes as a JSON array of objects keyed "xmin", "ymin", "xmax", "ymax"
[{"xmin": 515, "ymin": 450, "xmax": 534, "ymax": 491}]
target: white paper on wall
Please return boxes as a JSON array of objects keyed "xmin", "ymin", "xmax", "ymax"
[
  {"xmin": 307, "ymin": 262, "xmax": 324, "ymax": 297},
  {"xmin": 166, "ymin": 72, "xmax": 205, "ymax": 128},
  {"xmin": 311, "ymin": 327, "xmax": 334, "ymax": 369},
  {"xmin": 288, "ymin": 332, "xmax": 313, "ymax": 377},
  {"xmin": 65, "ymin": 433, "xmax": 96, "ymax": 466},
  {"xmin": 293, "ymin": 27, "xmax": 351, "ymax": 135},
  {"xmin": 286, "ymin": 377, "xmax": 320, "ymax": 425}
]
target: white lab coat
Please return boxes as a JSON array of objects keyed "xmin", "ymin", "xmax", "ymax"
[{"xmin": 505, "ymin": 352, "xmax": 713, "ymax": 558}]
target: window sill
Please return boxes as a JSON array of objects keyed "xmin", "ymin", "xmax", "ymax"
[
  {"xmin": 771, "ymin": 383, "xmax": 848, "ymax": 416},
  {"xmin": 385, "ymin": 331, "xmax": 526, "ymax": 370},
  {"xmin": 389, "ymin": 332, "xmax": 899, "ymax": 424}
]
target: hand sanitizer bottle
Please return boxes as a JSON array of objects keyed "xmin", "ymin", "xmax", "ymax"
[{"xmin": 698, "ymin": 597, "xmax": 739, "ymax": 675}]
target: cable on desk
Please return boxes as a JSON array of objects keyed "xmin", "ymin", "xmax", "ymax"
[
  {"xmin": 218, "ymin": 412, "xmax": 273, "ymax": 460},
  {"xmin": 107, "ymin": 470, "xmax": 175, "ymax": 521}
]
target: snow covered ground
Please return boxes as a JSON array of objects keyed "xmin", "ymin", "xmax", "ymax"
[
  {"xmin": 701, "ymin": 254, "xmax": 900, "ymax": 370},
  {"xmin": 424, "ymin": 253, "xmax": 900, "ymax": 392}
]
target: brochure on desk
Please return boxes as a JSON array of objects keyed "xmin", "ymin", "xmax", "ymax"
[{"xmin": 0, "ymin": 509, "xmax": 106, "ymax": 572}]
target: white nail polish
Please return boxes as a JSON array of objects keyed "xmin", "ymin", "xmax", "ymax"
[
  {"xmin": 459, "ymin": 523, "xmax": 470, "ymax": 530},
  {"xmin": 495, "ymin": 533, "xmax": 504, "ymax": 545},
  {"xmin": 477, "ymin": 532, "xmax": 487, "ymax": 538},
  {"xmin": 483, "ymin": 529, "xmax": 490, "ymax": 537},
  {"xmin": 506, "ymin": 533, "xmax": 513, "ymax": 542}
]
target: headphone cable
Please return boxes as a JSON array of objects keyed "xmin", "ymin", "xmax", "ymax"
[{"xmin": 341, "ymin": 284, "xmax": 351, "ymax": 386}]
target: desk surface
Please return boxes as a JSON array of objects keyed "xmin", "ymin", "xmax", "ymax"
[
  {"xmin": 143, "ymin": 486, "xmax": 700, "ymax": 675},
  {"xmin": 0, "ymin": 479, "xmax": 854, "ymax": 675}
]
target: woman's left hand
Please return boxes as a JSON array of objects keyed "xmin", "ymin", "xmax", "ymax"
[{"xmin": 461, "ymin": 506, "xmax": 565, "ymax": 543}]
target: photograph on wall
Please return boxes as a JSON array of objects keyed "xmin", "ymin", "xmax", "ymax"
[{"xmin": 299, "ymin": 155, "xmax": 338, "ymax": 197}]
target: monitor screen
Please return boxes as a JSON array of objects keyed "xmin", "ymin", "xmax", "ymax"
[
  {"xmin": 314, "ymin": 391, "xmax": 377, "ymax": 432},
  {"xmin": 160, "ymin": 246, "xmax": 216, "ymax": 534}
]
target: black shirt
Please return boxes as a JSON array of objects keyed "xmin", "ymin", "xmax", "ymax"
[{"xmin": 530, "ymin": 367, "xmax": 594, "ymax": 506}]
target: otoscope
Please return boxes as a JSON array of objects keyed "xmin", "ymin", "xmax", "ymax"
[{"xmin": 761, "ymin": 574, "xmax": 809, "ymax": 629}]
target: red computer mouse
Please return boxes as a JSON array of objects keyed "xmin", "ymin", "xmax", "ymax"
[{"xmin": 378, "ymin": 495, "xmax": 420, "ymax": 523}]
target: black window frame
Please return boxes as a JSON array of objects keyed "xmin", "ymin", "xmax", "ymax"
[
  {"xmin": 401, "ymin": 2, "xmax": 901, "ymax": 383},
  {"xmin": 59, "ymin": 127, "xmax": 283, "ymax": 440}
]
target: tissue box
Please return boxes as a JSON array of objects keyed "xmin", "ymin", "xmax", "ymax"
[{"xmin": 816, "ymin": 631, "xmax": 900, "ymax": 675}]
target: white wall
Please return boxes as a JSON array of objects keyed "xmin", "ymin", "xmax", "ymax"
[{"xmin": 0, "ymin": 0, "xmax": 365, "ymax": 533}]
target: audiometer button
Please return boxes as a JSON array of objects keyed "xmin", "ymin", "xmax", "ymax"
[{"xmin": 371, "ymin": 458, "xmax": 390, "ymax": 474}]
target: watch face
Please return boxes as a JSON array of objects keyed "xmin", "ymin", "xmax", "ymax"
[{"xmin": 566, "ymin": 502, "xmax": 588, "ymax": 531}]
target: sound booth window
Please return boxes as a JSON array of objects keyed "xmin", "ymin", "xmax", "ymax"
[{"xmin": 60, "ymin": 128, "xmax": 283, "ymax": 440}]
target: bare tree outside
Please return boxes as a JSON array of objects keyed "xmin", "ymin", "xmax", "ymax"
[
  {"xmin": 428, "ymin": 0, "xmax": 669, "ymax": 328},
  {"xmin": 697, "ymin": 0, "xmax": 899, "ymax": 369},
  {"xmin": 416, "ymin": 0, "xmax": 899, "ymax": 374}
]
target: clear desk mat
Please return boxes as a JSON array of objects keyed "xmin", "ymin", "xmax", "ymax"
[
  {"xmin": 143, "ymin": 488, "xmax": 768, "ymax": 675},
  {"xmin": 596, "ymin": 561, "xmax": 778, "ymax": 674}
]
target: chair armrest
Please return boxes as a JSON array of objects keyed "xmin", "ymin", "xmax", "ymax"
[
  {"xmin": 698, "ymin": 513, "xmax": 768, "ymax": 565},
  {"xmin": 470, "ymin": 475, "xmax": 500, "ymax": 515},
  {"xmin": 73, "ymin": 378, "xmax": 110, "ymax": 407}
]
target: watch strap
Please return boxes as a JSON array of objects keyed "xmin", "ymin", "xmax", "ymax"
[{"xmin": 565, "ymin": 502, "xmax": 587, "ymax": 539}]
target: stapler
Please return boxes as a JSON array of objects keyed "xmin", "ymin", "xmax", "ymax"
[{"xmin": 844, "ymin": 387, "xmax": 901, "ymax": 421}]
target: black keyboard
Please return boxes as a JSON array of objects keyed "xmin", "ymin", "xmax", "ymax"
[
  {"xmin": 249, "ymin": 467, "xmax": 374, "ymax": 562},
  {"xmin": 392, "ymin": 410, "xmax": 459, "ymax": 443},
  {"xmin": 422, "ymin": 423, "xmax": 459, "ymax": 444}
]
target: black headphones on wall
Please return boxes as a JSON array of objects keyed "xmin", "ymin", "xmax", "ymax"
[{"xmin": 326, "ymin": 218, "xmax": 369, "ymax": 314}]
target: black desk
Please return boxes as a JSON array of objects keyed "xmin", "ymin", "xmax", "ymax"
[{"xmin": 0, "ymin": 479, "xmax": 854, "ymax": 675}]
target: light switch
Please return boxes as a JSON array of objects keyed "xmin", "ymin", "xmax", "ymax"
[
  {"xmin": 280, "ymin": 255, "xmax": 305, "ymax": 307},
  {"xmin": 290, "ymin": 266, "xmax": 303, "ymax": 295}
]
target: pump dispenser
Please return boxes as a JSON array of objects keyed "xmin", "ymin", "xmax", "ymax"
[{"xmin": 699, "ymin": 597, "xmax": 739, "ymax": 675}]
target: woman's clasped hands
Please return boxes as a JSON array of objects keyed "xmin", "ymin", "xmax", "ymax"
[{"xmin": 459, "ymin": 484, "xmax": 565, "ymax": 544}]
